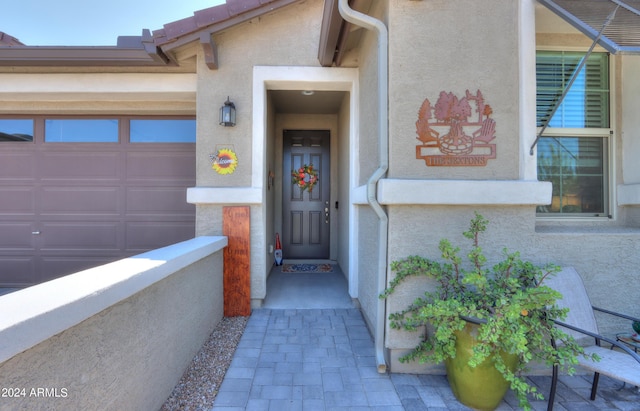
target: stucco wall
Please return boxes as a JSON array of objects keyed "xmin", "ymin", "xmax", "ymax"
[
  {"xmin": 388, "ymin": 0, "xmax": 521, "ymax": 180},
  {"xmin": 0, "ymin": 241, "xmax": 224, "ymax": 411},
  {"xmin": 193, "ymin": 0, "xmax": 326, "ymax": 304},
  {"xmin": 382, "ymin": 1, "xmax": 640, "ymax": 373}
]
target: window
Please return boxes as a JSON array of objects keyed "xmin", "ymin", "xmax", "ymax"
[
  {"xmin": 130, "ymin": 119, "xmax": 196, "ymax": 143},
  {"xmin": 45, "ymin": 119, "xmax": 119, "ymax": 142},
  {"xmin": 0, "ymin": 119, "xmax": 33, "ymax": 142},
  {"xmin": 536, "ymin": 51, "xmax": 610, "ymax": 216}
]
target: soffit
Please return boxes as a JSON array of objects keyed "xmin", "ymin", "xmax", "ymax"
[
  {"xmin": 270, "ymin": 90, "xmax": 346, "ymax": 114},
  {"xmin": 538, "ymin": 0, "xmax": 640, "ymax": 54},
  {"xmin": 317, "ymin": 0, "xmax": 372, "ymax": 67}
]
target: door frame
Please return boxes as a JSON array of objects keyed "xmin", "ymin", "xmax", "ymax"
[{"xmin": 252, "ymin": 66, "xmax": 360, "ymax": 297}]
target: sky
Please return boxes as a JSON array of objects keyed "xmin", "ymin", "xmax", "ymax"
[{"xmin": 1, "ymin": 0, "xmax": 226, "ymax": 46}]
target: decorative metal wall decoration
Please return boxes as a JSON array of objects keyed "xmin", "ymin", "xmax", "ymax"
[
  {"xmin": 415, "ymin": 89, "xmax": 496, "ymax": 166},
  {"xmin": 210, "ymin": 146, "xmax": 238, "ymax": 175}
]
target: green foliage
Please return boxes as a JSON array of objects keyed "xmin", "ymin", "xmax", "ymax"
[{"xmin": 380, "ymin": 212, "xmax": 597, "ymax": 410}]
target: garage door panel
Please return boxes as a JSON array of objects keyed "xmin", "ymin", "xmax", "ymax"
[
  {"xmin": 40, "ymin": 151, "xmax": 120, "ymax": 180},
  {"xmin": 0, "ymin": 257, "xmax": 37, "ymax": 286},
  {"xmin": 40, "ymin": 222, "xmax": 120, "ymax": 250},
  {"xmin": 0, "ymin": 120, "xmax": 195, "ymax": 286},
  {"xmin": 40, "ymin": 257, "xmax": 117, "ymax": 283},
  {"xmin": 0, "ymin": 188, "xmax": 36, "ymax": 214},
  {"xmin": 126, "ymin": 221, "xmax": 195, "ymax": 250},
  {"xmin": 40, "ymin": 187, "xmax": 120, "ymax": 215},
  {"xmin": 126, "ymin": 187, "xmax": 193, "ymax": 214},
  {"xmin": 126, "ymin": 151, "xmax": 195, "ymax": 181},
  {"xmin": 0, "ymin": 153, "xmax": 36, "ymax": 180},
  {"xmin": 0, "ymin": 222, "xmax": 35, "ymax": 249}
]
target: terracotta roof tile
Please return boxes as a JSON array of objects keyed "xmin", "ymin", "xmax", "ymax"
[
  {"xmin": 153, "ymin": 0, "xmax": 289, "ymax": 46},
  {"xmin": 227, "ymin": 0, "xmax": 263, "ymax": 16},
  {"xmin": 0, "ymin": 31, "xmax": 25, "ymax": 47},
  {"xmin": 193, "ymin": 6, "xmax": 232, "ymax": 28}
]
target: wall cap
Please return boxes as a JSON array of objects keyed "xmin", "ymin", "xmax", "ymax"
[{"xmin": 0, "ymin": 236, "xmax": 227, "ymax": 364}]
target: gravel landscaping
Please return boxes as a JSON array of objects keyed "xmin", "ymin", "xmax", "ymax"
[{"xmin": 160, "ymin": 316, "xmax": 249, "ymax": 411}]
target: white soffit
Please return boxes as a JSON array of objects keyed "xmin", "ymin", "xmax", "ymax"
[{"xmin": 538, "ymin": 0, "xmax": 640, "ymax": 54}]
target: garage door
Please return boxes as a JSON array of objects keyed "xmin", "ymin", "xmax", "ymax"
[{"xmin": 0, "ymin": 117, "xmax": 196, "ymax": 287}]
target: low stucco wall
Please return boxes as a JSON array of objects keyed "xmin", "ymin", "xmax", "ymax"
[{"xmin": 0, "ymin": 236, "xmax": 227, "ymax": 411}]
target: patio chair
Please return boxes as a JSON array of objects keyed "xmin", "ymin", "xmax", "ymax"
[{"xmin": 545, "ymin": 267, "xmax": 640, "ymax": 411}]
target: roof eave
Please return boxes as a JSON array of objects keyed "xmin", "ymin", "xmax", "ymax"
[
  {"xmin": 0, "ymin": 29, "xmax": 172, "ymax": 67},
  {"xmin": 0, "ymin": 47, "xmax": 173, "ymax": 67},
  {"xmin": 156, "ymin": 0, "xmax": 301, "ymax": 55}
]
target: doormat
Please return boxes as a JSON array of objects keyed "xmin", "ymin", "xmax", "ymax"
[{"xmin": 281, "ymin": 263, "xmax": 334, "ymax": 273}]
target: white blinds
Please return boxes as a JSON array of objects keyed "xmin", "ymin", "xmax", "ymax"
[{"xmin": 536, "ymin": 51, "xmax": 609, "ymax": 129}]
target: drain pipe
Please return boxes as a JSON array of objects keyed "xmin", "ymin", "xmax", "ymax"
[{"xmin": 338, "ymin": 0, "xmax": 389, "ymax": 373}]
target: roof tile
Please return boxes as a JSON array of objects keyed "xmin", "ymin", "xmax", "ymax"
[{"xmin": 227, "ymin": 0, "xmax": 263, "ymax": 17}]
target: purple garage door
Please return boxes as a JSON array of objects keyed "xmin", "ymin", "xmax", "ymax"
[{"xmin": 0, "ymin": 118, "xmax": 196, "ymax": 287}]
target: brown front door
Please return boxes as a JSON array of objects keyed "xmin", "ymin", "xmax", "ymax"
[{"xmin": 282, "ymin": 130, "xmax": 330, "ymax": 259}]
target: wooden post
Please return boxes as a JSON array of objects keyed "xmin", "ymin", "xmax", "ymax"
[{"xmin": 222, "ymin": 206, "xmax": 251, "ymax": 316}]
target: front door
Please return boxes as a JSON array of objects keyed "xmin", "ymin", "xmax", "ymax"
[{"xmin": 282, "ymin": 130, "xmax": 330, "ymax": 259}]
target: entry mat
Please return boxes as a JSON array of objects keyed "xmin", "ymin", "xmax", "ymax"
[{"xmin": 281, "ymin": 263, "xmax": 334, "ymax": 273}]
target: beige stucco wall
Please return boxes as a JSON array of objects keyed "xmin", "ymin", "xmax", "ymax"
[
  {"xmin": 349, "ymin": 0, "xmax": 389, "ymax": 333},
  {"xmin": 193, "ymin": 0, "xmax": 326, "ymax": 304},
  {"xmin": 388, "ymin": 0, "xmax": 521, "ymax": 180},
  {"xmin": 383, "ymin": 1, "xmax": 640, "ymax": 373},
  {"xmin": 0, "ymin": 251, "xmax": 223, "ymax": 411}
]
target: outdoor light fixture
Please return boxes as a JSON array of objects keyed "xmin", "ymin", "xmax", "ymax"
[{"xmin": 219, "ymin": 97, "xmax": 236, "ymax": 127}]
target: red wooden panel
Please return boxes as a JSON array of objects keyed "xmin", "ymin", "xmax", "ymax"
[{"xmin": 223, "ymin": 206, "xmax": 251, "ymax": 317}]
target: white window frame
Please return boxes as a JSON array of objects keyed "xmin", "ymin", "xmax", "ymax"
[{"xmin": 535, "ymin": 47, "xmax": 616, "ymax": 221}]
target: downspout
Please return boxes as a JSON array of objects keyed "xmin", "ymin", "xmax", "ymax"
[{"xmin": 338, "ymin": 0, "xmax": 389, "ymax": 373}]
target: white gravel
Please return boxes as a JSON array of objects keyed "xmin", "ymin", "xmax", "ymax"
[{"xmin": 160, "ymin": 316, "xmax": 249, "ymax": 411}]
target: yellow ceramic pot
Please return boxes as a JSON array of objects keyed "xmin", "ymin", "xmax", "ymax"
[{"xmin": 444, "ymin": 321, "xmax": 518, "ymax": 411}]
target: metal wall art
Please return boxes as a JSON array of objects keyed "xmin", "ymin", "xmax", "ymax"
[{"xmin": 415, "ymin": 89, "xmax": 496, "ymax": 167}]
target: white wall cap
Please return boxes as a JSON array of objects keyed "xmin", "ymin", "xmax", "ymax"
[
  {"xmin": 0, "ymin": 236, "xmax": 227, "ymax": 364},
  {"xmin": 617, "ymin": 183, "xmax": 640, "ymax": 205},
  {"xmin": 375, "ymin": 179, "xmax": 552, "ymax": 205},
  {"xmin": 187, "ymin": 187, "xmax": 263, "ymax": 204}
]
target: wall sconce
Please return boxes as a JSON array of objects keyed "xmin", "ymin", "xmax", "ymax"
[{"xmin": 219, "ymin": 96, "xmax": 236, "ymax": 127}]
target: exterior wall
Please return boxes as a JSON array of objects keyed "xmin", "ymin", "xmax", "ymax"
[
  {"xmin": 350, "ymin": 0, "xmax": 389, "ymax": 333},
  {"xmin": 389, "ymin": 0, "xmax": 521, "ymax": 180},
  {"xmin": 0, "ymin": 72, "xmax": 196, "ymax": 115},
  {"xmin": 0, "ymin": 237, "xmax": 226, "ymax": 411},
  {"xmin": 383, "ymin": 1, "xmax": 640, "ymax": 373},
  {"xmin": 192, "ymin": 0, "xmax": 326, "ymax": 304},
  {"xmin": 337, "ymin": 93, "xmax": 351, "ymax": 279}
]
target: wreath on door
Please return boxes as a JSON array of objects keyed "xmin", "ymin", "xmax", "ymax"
[{"xmin": 291, "ymin": 164, "xmax": 318, "ymax": 192}]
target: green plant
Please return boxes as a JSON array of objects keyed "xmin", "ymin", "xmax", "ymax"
[{"xmin": 380, "ymin": 212, "xmax": 597, "ymax": 410}]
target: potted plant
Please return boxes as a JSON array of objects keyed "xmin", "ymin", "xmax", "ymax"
[{"xmin": 380, "ymin": 212, "xmax": 596, "ymax": 411}]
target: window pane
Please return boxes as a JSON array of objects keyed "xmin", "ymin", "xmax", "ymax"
[
  {"xmin": 130, "ymin": 119, "xmax": 196, "ymax": 143},
  {"xmin": 536, "ymin": 137, "xmax": 606, "ymax": 215},
  {"xmin": 536, "ymin": 51, "xmax": 609, "ymax": 128},
  {"xmin": 0, "ymin": 119, "xmax": 33, "ymax": 142},
  {"xmin": 45, "ymin": 119, "xmax": 119, "ymax": 142}
]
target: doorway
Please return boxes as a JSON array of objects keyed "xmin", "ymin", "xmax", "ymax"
[{"xmin": 282, "ymin": 130, "xmax": 330, "ymax": 259}]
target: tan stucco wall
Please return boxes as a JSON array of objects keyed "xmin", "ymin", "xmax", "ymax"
[
  {"xmin": 193, "ymin": 0, "xmax": 326, "ymax": 304},
  {"xmin": 384, "ymin": 2, "xmax": 640, "ymax": 373},
  {"xmin": 0, "ymin": 252, "xmax": 223, "ymax": 411},
  {"xmin": 388, "ymin": 0, "xmax": 521, "ymax": 180},
  {"xmin": 349, "ymin": 0, "xmax": 389, "ymax": 333}
]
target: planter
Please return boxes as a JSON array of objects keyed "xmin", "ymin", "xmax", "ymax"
[{"xmin": 444, "ymin": 321, "xmax": 518, "ymax": 411}]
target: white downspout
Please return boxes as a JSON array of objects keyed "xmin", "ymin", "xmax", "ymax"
[{"xmin": 338, "ymin": 0, "xmax": 389, "ymax": 373}]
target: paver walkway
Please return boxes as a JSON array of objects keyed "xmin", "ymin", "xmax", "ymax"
[{"xmin": 212, "ymin": 308, "xmax": 640, "ymax": 411}]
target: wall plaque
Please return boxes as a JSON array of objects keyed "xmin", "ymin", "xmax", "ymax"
[{"xmin": 416, "ymin": 89, "xmax": 496, "ymax": 166}]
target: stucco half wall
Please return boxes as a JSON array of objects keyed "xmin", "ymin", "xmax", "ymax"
[{"xmin": 0, "ymin": 237, "xmax": 226, "ymax": 411}]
